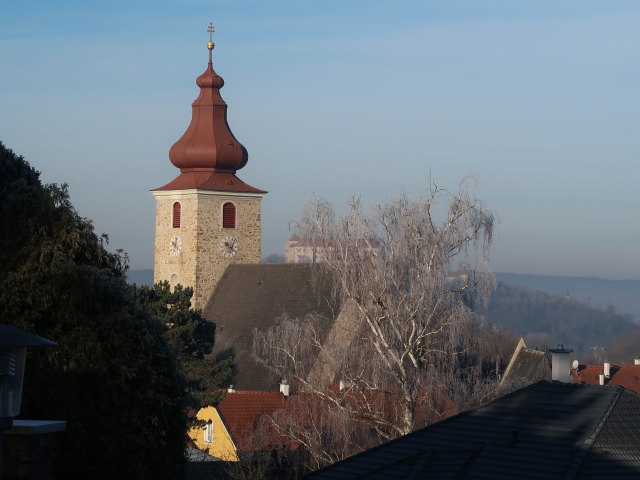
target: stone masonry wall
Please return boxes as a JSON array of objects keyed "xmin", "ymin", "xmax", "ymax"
[{"xmin": 154, "ymin": 191, "xmax": 262, "ymax": 310}]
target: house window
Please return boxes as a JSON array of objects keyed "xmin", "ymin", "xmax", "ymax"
[
  {"xmin": 172, "ymin": 202, "xmax": 181, "ymax": 228},
  {"xmin": 204, "ymin": 421, "xmax": 213, "ymax": 444},
  {"xmin": 222, "ymin": 202, "xmax": 236, "ymax": 229}
]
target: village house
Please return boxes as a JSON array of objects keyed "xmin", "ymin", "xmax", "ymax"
[
  {"xmin": 188, "ymin": 389, "xmax": 291, "ymax": 461},
  {"xmin": 572, "ymin": 359, "xmax": 640, "ymax": 391},
  {"xmin": 188, "ymin": 383, "xmax": 458, "ymax": 466}
]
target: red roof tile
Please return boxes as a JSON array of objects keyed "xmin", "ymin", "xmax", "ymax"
[
  {"xmin": 293, "ymin": 385, "xmax": 458, "ymax": 428},
  {"xmin": 152, "ymin": 171, "xmax": 266, "ymax": 193},
  {"xmin": 216, "ymin": 387, "xmax": 459, "ymax": 453},
  {"xmin": 572, "ymin": 364, "xmax": 640, "ymax": 392},
  {"xmin": 217, "ymin": 390, "xmax": 287, "ymax": 450}
]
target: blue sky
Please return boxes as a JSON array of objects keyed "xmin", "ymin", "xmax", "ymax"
[{"xmin": 1, "ymin": 1, "xmax": 639, "ymax": 279}]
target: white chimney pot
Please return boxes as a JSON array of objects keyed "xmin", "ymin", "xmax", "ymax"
[{"xmin": 279, "ymin": 382, "xmax": 290, "ymax": 397}]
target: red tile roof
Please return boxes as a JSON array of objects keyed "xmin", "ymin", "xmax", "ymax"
[
  {"xmin": 152, "ymin": 171, "xmax": 266, "ymax": 193},
  {"xmin": 572, "ymin": 364, "xmax": 640, "ymax": 392},
  {"xmin": 216, "ymin": 390, "xmax": 288, "ymax": 450},
  {"xmin": 296, "ymin": 385, "xmax": 458, "ymax": 428},
  {"xmin": 216, "ymin": 387, "xmax": 458, "ymax": 453}
]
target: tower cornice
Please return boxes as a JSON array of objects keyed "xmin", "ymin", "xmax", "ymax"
[{"xmin": 151, "ymin": 188, "xmax": 267, "ymax": 200}]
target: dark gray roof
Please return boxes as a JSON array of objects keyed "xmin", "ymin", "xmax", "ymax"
[
  {"xmin": 501, "ymin": 337, "xmax": 551, "ymax": 387},
  {"xmin": 204, "ymin": 263, "xmax": 338, "ymax": 391},
  {"xmin": 578, "ymin": 388, "xmax": 640, "ymax": 478},
  {"xmin": 306, "ymin": 382, "xmax": 640, "ymax": 479}
]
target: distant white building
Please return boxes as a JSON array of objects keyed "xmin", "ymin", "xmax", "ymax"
[{"xmin": 284, "ymin": 234, "xmax": 327, "ymax": 263}]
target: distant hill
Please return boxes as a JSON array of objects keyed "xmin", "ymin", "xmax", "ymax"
[
  {"xmin": 495, "ymin": 272, "xmax": 640, "ymax": 321},
  {"xmin": 486, "ymin": 281, "xmax": 638, "ymax": 358},
  {"xmin": 126, "ymin": 269, "xmax": 153, "ymax": 286}
]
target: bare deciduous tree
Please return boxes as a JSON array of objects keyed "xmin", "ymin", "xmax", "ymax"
[
  {"xmin": 222, "ymin": 413, "xmax": 300, "ymax": 480},
  {"xmin": 269, "ymin": 393, "xmax": 376, "ymax": 473},
  {"xmin": 255, "ymin": 178, "xmax": 505, "ymax": 455}
]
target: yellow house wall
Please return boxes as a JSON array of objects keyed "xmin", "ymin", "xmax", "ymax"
[{"xmin": 188, "ymin": 406, "xmax": 239, "ymax": 461}]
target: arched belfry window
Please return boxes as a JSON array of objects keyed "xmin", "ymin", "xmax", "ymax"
[
  {"xmin": 172, "ymin": 202, "xmax": 181, "ymax": 228},
  {"xmin": 222, "ymin": 202, "xmax": 236, "ymax": 229}
]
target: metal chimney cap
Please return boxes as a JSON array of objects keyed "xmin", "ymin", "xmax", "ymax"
[{"xmin": 549, "ymin": 347, "xmax": 574, "ymax": 354}]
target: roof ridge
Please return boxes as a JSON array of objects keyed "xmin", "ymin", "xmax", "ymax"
[
  {"xmin": 499, "ymin": 337, "xmax": 526, "ymax": 384},
  {"xmin": 580, "ymin": 363, "xmax": 640, "ymax": 368},
  {"xmin": 561, "ymin": 385, "xmax": 624, "ymax": 480},
  {"xmin": 214, "ymin": 403, "xmax": 238, "ymax": 452},
  {"xmin": 228, "ymin": 390, "xmax": 283, "ymax": 395}
]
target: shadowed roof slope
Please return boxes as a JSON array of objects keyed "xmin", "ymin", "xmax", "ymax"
[
  {"xmin": 204, "ymin": 263, "xmax": 339, "ymax": 391},
  {"xmin": 306, "ymin": 382, "xmax": 640, "ymax": 479}
]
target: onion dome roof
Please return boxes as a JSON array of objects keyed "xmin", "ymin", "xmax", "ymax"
[{"xmin": 155, "ymin": 23, "xmax": 265, "ymax": 194}]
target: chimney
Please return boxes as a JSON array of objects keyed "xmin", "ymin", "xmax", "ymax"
[
  {"xmin": 635, "ymin": 357, "xmax": 640, "ymax": 365},
  {"xmin": 549, "ymin": 345, "xmax": 574, "ymax": 382},
  {"xmin": 604, "ymin": 361, "xmax": 611, "ymax": 378},
  {"xmin": 339, "ymin": 379, "xmax": 352, "ymax": 391},
  {"xmin": 228, "ymin": 385, "xmax": 235, "ymax": 393},
  {"xmin": 279, "ymin": 380, "xmax": 290, "ymax": 397},
  {"xmin": 599, "ymin": 373, "xmax": 605, "ymax": 385}
]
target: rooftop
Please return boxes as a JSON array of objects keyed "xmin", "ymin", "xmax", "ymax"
[
  {"xmin": 307, "ymin": 381, "xmax": 640, "ymax": 479},
  {"xmin": 217, "ymin": 390, "xmax": 288, "ymax": 450},
  {"xmin": 573, "ymin": 363, "xmax": 640, "ymax": 392},
  {"xmin": 500, "ymin": 337, "xmax": 551, "ymax": 387},
  {"xmin": 205, "ymin": 263, "xmax": 339, "ymax": 391}
]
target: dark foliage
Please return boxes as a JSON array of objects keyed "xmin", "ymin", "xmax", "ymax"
[
  {"xmin": 487, "ymin": 281, "xmax": 637, "ymax": 357},
  {"xmin": 0, "ymin": 142, "xmax": 187, "ymax": 480},
  {"xmin": 132, "ymin": 281, "xmax": 232, "ymax": 408}
]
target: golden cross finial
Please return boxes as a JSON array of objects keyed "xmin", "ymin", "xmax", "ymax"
[{"xmin": 207, "ymin": 22, "xmax": 215, "ymax": 60}]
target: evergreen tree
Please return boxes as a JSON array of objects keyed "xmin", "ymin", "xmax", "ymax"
[
  {"xmin": 132, "ymin": 281, "xmax": 232, "ymax": 408},
  {"xmin": 0, "ymin": 142, "xmax": 187, "ymax": 480}
]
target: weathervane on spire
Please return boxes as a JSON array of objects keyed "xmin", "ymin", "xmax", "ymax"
[{"xmin": 206, "ymin": 22, "xmax": 215, "ymax": 62}]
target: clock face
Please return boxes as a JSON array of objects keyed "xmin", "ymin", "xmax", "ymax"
[
  {"xmin": 169, "ymin": 235, "xmax": 182, "ymax": 256},
  {"xmin": 220, "ymin": 236, "xmax": 238, "ymax": 257}
]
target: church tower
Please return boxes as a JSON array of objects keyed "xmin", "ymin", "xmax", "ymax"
[{"xmin": 152, "ymin": 24, "xmax": 266, "ymax": 310}]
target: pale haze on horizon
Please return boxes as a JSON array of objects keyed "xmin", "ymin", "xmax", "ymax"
[{"xmin": 1, "ymin": 1, "xmax": 638, "ymax": 280}]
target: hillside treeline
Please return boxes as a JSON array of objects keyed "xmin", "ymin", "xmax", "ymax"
[{"xmin": 486, "ymin": 281, "xmax": 637, "ymax": 359}]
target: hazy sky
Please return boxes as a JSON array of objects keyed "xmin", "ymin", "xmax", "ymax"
[{"xmin": 1, "ymin": 1, "xmax": 639, "ymax": 279}]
